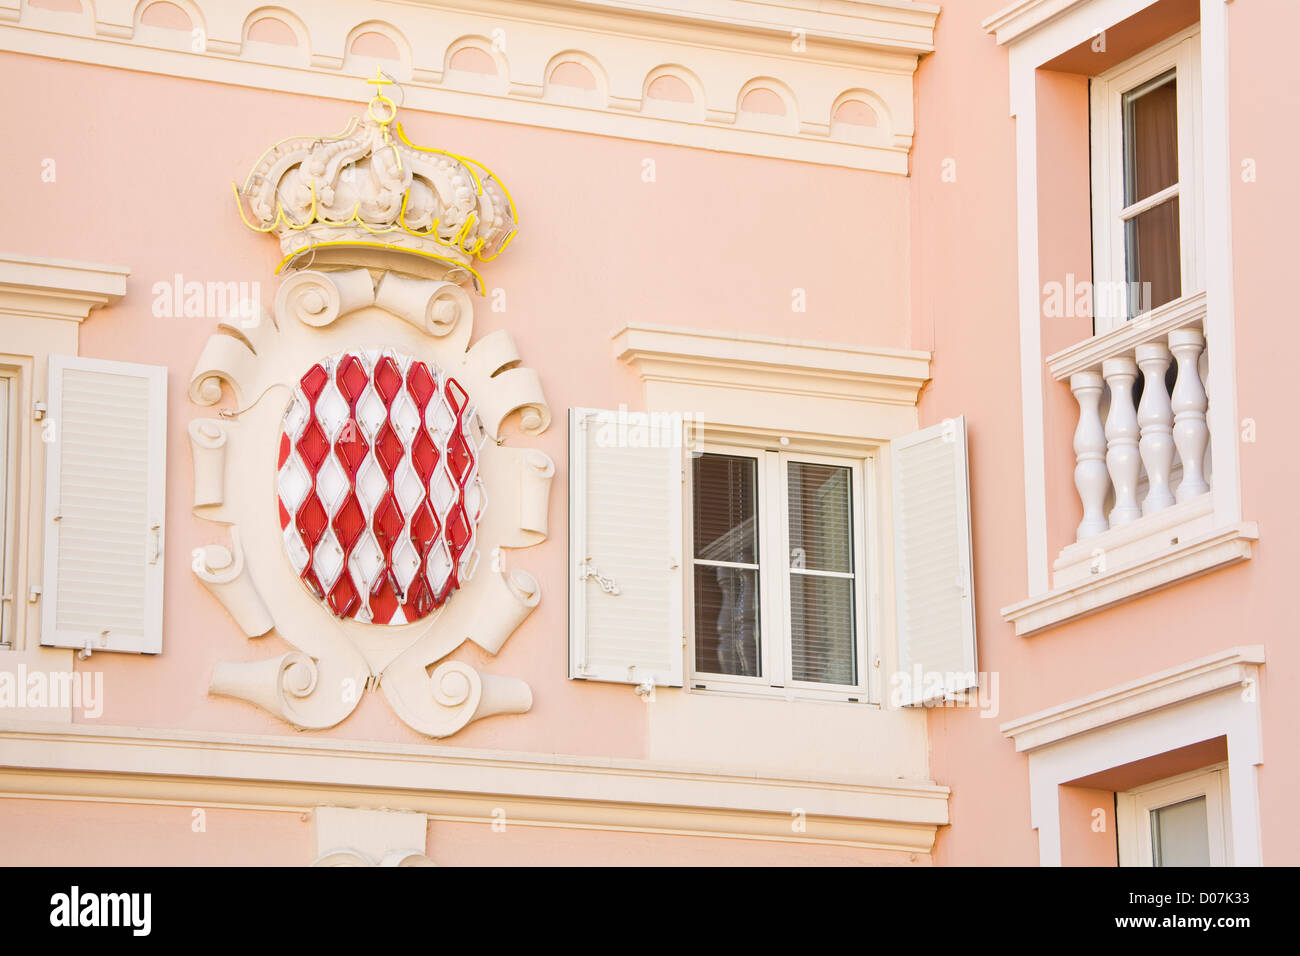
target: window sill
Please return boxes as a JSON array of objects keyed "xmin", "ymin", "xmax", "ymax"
[
  {"xmin": 1001, "ymin": 520, "xmax": 1258, "ymax": 637},
  {"xmin": 1046, "ymin": 290, "xmax": 1206, "ymax": 381},
  {"xmin": 1052, "ymin": 493, "xmax": 1213, "ymax": 587},
  {"xmin": 687, "ymin": 680, "xmax": 876, "ymax": 707}
]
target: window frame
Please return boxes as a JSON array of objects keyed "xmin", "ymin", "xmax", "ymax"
[
  {"xmin": 0, "ymin": 366, "xmax": 16, "ymax": 647},
  {"xmin": 1117, "ymin": 763, "xmax": 1232, "ymax": 867},
  {"xmin": 685, "ymin": 439, "xmax": 874, "ymax": 704},
  {"xmin": 1090, "ymin": 24, "xmax": 1204, "ymax": 332}
]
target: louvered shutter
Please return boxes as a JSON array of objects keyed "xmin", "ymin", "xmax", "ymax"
[
  {"xmin": 568, "ymin": 407, "xmax": 683, "ymax": 687},
  {"xmin": 41, "ymin": 355, "xmax": 167, "ymax": 655},
  {"xmin": 891, "ymin": 416, "xmax": 976, "ymax": 705}
]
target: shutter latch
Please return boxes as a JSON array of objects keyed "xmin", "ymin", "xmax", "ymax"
[{"xmin": 581, "ymin": 559, "xmax": 620, "ymax": 595}]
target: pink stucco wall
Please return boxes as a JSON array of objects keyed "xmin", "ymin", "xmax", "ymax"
[
  {"xmin": 0, "ymin": 799, "xmax": 310, "ymax": 866},
  {"xmin": 0, "ymin": 52, "xmax": 910, "ymax": 765},
  {"xmin": 918, "ymin": 0, "xmax": 1300, "ymax": 865}
]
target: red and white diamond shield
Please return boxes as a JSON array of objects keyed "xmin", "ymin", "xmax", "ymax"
[{"xmin": 276, "ymin": 348, "xmax": 485, "ymax": 625}]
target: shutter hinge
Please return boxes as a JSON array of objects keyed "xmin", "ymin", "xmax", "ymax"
[
  {"xmin": 580, "ymin": 559, "xmax": 620, "ymax": 595},
  {"xmin": 28, "ymin": 585, "xmax": 41, "ymax": 604},
  {"xmin": 32, "ymin": 401, "xmax": 47, "ymax": 421}
]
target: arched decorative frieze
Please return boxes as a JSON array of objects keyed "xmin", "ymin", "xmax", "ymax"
[
  {"xmin": 642, "ymin": 65, "xmax": 705, "ymax": 121},
  {"xmin": 19, "ymin": 0, "xmax": 936, "ymax": 173},
  {"xmin": 241, "ymin": 7, "xmax": 309, "ymax": 66},
  {"xmin": 736, "ymin": 77, "xmax": 798, "ymax": 134},
  {"xmin": 341, "ymin": 20, "xmax": 410, "ymax": 80},
  {"xmin": 132, "ymin": 0, "xmax": 199, "ymax": 50},
  {"xmin": 830, "ymin": 89, "xmax": 891, "ymax": 145},
  {"xmin": 27, "ymin": 0, "xmax": 84, "ymax": 12},
  {"xmin": 443, "ymin": 35, "xmax": 508, "ymax": 95},
  {"xmin": 136, "ymin": 0, "xmax": 193, "ymax": 31},
  {"xmin": 544, "ymin": 50, "xmax": 607, "ymax": 107},
  {"xmin": 23, "ymin": 0, "xmax": 93, "ymax": 35}
]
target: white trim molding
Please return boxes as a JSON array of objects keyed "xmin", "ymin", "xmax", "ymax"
[
  {"xmin": 614, "ymin": 323, "xmax": 931, "ymax": 440},
  {"xmin": 0, "ymin": 721, "xmax": 951, "ymax": 853},
  {"xmin": 985, "ymin": 0, "xmax": 1114, "ymax": 46},
  {"xmin": 0, "ymin": 0, "xmax": 939, "ymax": 173},
  {"xmin": 1001, "ymin": 646, "xmax": 1264, "ymax": 752},
  {"xmin": 1001, "ymin": 646, "xmax": 1264, "ymax": 866},
  {"xmin": 0, "ymin": 254, "xmax": 129, "ymax": 322},
  {"xmin": 615, "ymin": 323, "xmax": 931, "ymax": 406},
  {"xmin": 1001, "ymin": 520, "xmax": 1257, "ymax": 637}
]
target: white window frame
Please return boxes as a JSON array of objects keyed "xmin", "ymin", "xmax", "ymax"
[
  {"xmin": 1090, "ymin": 24, "xmax": 1205, "ymax": 332},
  {"xmin": 686, "ymin": 440, "xmax": 874, "ymax": 704},
  {"xmin": 990, "ymin": 0, "xmax": 1244, "ymax": 604},
  {"xmin": 1117, "ymin": 763, "xmax": 1232, "ymax": 867},
  {"xmin": 0, "ymin": 367, "xmax": 15, "ymax": 646}
]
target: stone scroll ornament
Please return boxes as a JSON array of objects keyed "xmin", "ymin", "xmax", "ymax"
[{"xmin": 187, "ymin": 75, "xmax": 552, "ymax": 739}]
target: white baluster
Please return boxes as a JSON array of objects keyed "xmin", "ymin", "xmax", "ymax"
[
  {"xmin": 1069, "ymin": 371, "xmax": 1109, "ymax": 540},
  {"xmin": 1103, "ymin": 356, "xmax": 1141, "ymax": 527},
  {"xmin": 1135, "ymin": 342, "xmax": 1175, "ymax": 515},
  {"xmin": 1170, "ymin": 327, "xmax": 1210, "ymax": 502}
]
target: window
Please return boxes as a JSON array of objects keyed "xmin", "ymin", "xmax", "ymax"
[
  {"xmin": 1118, "ymin": 764, "xmax": 1231, "ymax": 866},
  {"xmin": 1091, "ymin": 27, "xmax": 1203, "ymax": 329},
  {"xmin": 570, "ymin": 330, "xmax": 972, "ymax": 708},
  {"xmin": 689, "ymin": 448, "xmax": 867, "ymax": 698}
]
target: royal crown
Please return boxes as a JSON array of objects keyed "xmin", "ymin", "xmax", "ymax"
[{"xmin": 234, "ymin": 70, "xmax": 516, "ymax": 293}]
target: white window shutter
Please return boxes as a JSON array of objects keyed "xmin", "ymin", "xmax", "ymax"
[
  {"xmin": 42, "ymin": 355, "xmax": 167, "ymax": 655},
  {"xmin": 891, "ymin": 416, "xmax": 977, "ymax": 705},
  {"xmin": 569, "ymin": 408, "xmax": 683, "ymax": 687}
]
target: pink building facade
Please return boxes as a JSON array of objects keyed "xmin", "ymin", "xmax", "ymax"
[{"xmin": 0, "ymin": 0, "xmax": 1292, "ymax": 867}]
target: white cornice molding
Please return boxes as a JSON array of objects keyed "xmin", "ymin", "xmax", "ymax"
[
  {"xmin": 0, "ymin": 722, "xmax": 950, "ymax": 852},
  {"xmin": 1001, "ymin": 646, "xmax": 1265, "ymax": 752},
  {"xmin": 0, "ymin": 253, "xmax": 129, "ymax": 322},
  {"xmin": 1, "ymin": 0, "xmax": 939, "ymax": 173},
  {"xmin": 982, "ymin": 0, "xmax": 1096, "ymax": 45},
  {"xmin": 614, "ymin": 323, "xmax": 932, "ymax": 407},
  {"xmin": 1001, "ymin": 521, "xmax": 1258, "ymax": 636}
]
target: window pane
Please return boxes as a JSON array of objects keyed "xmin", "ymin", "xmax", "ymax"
[
  {"xmin": 1124, "ymin": 71, "xmax": 1178, "ymax": 205},
  {"xmin": 790, "ymin": 574, "xmax": 855, "ymax": 685},
  {"xmin": 692, "ymin": 453, "xmax": 758, "ymax": 564},
  {"xmin": 1151, "ymin": 796, "xmax": 1211, "ymax": 867},
  {"xmin": 786, "ymin": 461, "xmax": 853, "ymax": 573},
  {"xmin": 1125, "ymin": 196, "xmax": 1181, "ymax": 314},
  {"xmin": 693, "ymin": 565, "xmax": 761, "ymax": 677}
]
